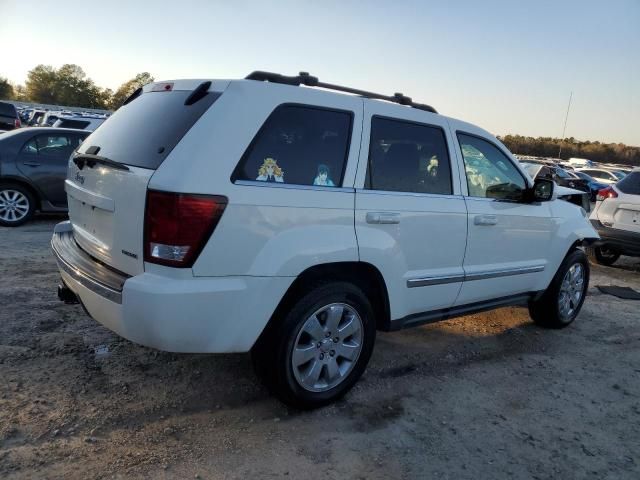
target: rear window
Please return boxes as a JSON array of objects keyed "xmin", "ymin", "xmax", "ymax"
[
  {"xmin": 616, "ymin": 172, "xmax": 640, "ymax": 195},
  {"xmin": 0, "ymin": 102, "xmax": 17, "ymax": 116},
  {"xmin": 57, "ymin": 119, "xmax": 90, "ymax": 129},
  {"xmin": 77, "ymin": 89, "xmax": 219, "ymax": 170}
]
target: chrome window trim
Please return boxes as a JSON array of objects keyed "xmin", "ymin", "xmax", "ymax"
[
  {"xmin": 407, "ymin": 265, "xmax": 545, "ymax": 288},
  {"xmin": 234, "ymin": 179, "xmax": 354, "ymax": 193},
  {"xmin": 355, "ymin": 188, "xmax": 464, "ymax": 201}
]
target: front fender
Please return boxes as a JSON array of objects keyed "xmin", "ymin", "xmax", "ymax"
[{"xmin": 538, "ymin": 199, "xmax": 599, "ymax": 288}]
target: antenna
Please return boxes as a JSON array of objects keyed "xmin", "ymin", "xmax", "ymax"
[{"xmin": 558, "ymin": 91, "xmax": 573, "ymax": 160}]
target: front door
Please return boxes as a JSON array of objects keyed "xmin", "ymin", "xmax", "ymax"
[
  {"xmin": 450, "ymin": 129, "xmax": 554, "ymax": 305},
  {"xmin": 354, "ymin": 104, "xmax": 468, "ymax": 324}
]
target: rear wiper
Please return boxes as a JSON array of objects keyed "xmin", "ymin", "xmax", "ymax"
[{"xmin": 73, "ymin": 153, "xmax": 130, "ymax": 171}]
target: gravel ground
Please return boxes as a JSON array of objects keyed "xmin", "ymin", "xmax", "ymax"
[{"xmin": 1, "ymin": 217, "xmax": 639, "ymax": 479}]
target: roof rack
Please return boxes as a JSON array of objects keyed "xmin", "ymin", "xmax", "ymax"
[{"xmin": 245, "ymin": 71, "xmax": 438, "ymax": 114}]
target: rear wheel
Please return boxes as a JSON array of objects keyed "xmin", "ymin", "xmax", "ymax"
[
  {"xmin": 586, "ymin": 246, "xmax": 620, "ymax": 266},
  {"xmin": 0, "ymin": 184, "xmax": 35, "ymax": 227},
  {"xmin": 529, "ymin": 249, "xmax": 589, "ymax": 329},
  {"xmin": 252, "ymin": 282, "xmax": 376, "ymax": 409}
]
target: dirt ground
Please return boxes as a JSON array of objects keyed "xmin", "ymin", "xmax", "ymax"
[{"xmin": 1, "ymin": 217, "xmax": 639, "ymax": 480}]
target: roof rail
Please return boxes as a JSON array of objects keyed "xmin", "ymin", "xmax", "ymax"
[{"xmin": 245, "ymin": 71, "xmax": 438, "ymax": 114}]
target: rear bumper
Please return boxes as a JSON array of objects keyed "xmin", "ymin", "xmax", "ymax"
[
  {"xmin": 52, "ymin": 222, "xmax": 293, "ymax": 353},
  {"xmin": 590, "ymin": 220, "xmax": 640, "ymax": 256}
]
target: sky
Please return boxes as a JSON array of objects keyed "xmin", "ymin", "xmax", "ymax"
[{"xmin": 1, "ymin": 0, "xmax": 638, "ymax": 145}]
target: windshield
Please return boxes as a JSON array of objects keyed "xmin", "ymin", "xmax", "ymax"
[{"xmin": 77, "ymin": 89, "xmax": 220, "ymax": 169}]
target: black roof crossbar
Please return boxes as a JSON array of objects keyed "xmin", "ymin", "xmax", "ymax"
[{"xmin": 245, "ymin": 71, "xmax": 438, "ymax": 114}]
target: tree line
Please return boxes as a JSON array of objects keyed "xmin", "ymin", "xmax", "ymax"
[
  {"xmin": 498, "ymin": 134, "xmax": 639, "ymax": 167},
  {"xmin": 0, "ymin": 64, "xmax": 153, "ymax": 111},
  {"xmin": 1, "ymin": 65, "xmax": 638, "ymax": 165}
]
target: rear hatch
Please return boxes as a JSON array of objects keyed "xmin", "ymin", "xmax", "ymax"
[{"xmin": 65, "ymin": 80, "xmax": 223, "ymax": 276}]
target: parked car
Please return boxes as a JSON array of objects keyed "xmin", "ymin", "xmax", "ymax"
[
  {"xmin": 0, "ymin": 101, "xmax": 21, "ymax": 131},
  {"xmin": 519, "ymin": 161, "xmax": 591, "ymax": 211},
  {"xmin": 568, "ymin": 157, "xmax": 595, "ymax": 168},
  {"xmin": 38, "ymin": 111, "xmax": 65, "ymax": 127},
  {"xmin": 576, "ymin": 168, "xmax": 622, "ymax": 185},
  {"xmin": 0, "ymin": 127, "xmax": 89, "ymax": 226},
  {"xmin": 587, "ymin": 169, "xmax": 640, "ymax": 265},
  {"xmin": 573, "ymin": 171, "xmax": 608, "ymax": 201},
  {"xmin": 601, "ymin": 168, "xmax": 627, "ymax": 180},
  {"xmin": 52, "ymin": 72, "xmax": 598, "ymax": 408},
  {"xmin": 26, "ymin": 110, "xmax": 46, "ymax": 126},
  {"xmin": 52, "ymin": 115, "xmax": 106, "ymax": 131}
]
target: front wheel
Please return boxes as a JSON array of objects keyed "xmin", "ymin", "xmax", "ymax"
[
  {"xmin": 252, "ymin": 282, "xmax": 376, "ymax": 409},
  {"xmin": 529, "ymin": 249, "xmax": 589, "ymax": 329}
]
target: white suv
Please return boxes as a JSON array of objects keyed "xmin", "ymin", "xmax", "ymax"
[
  {"xmin": 587, "ymin": 169, "xmax": 640, "ymax": 265},
  {"xmin": 52, "ymin": 72, "xmax": 599, "ymax": 408}
]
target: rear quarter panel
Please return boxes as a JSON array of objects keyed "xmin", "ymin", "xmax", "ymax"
[{"xmin": 149, "ymin": 81, "xmax": 364, "ymax": 277}]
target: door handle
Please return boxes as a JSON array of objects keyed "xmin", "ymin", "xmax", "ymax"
[
  {"xmin": 474, "ymin": 214, "xmax": 498, "ymax": 226},
  {"xmin": 366, "ymin": 212, "xmax": 400, "ymax": 224},
  {"xmin": 23, "ymin": 161, "xmax": 41, "ymax": 167}
]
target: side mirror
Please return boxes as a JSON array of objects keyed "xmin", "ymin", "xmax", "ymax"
[{"xmin": 529, "ymin": 178, "xmax": 554, "ymax": 202}]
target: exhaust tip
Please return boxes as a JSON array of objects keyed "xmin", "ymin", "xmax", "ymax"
[{"xmin": 58, "ymin": 283, "xmax": 79, "ymax": 304}]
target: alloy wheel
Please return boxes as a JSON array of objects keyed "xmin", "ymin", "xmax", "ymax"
[
  {"xmin": 0, "ymin": 189, "xmax": 30, "ymax": 223},
  {"xmin": 291, "ymin": 303, "xmax": 364, "ymax": 392}
]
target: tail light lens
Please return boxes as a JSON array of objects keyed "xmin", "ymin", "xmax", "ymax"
[
  {"xmin": 144, "ymin": 191, "xmax": 227, "ymax": 267},
  {"xmin": 596, "ymin": 186, "xmax": 618, "ymax": 202},
  {"xmin": 14, "ymin": 118, "xmax": 21, "ymax": 128}
]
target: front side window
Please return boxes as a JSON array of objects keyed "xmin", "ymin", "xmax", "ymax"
[
  {"xmin": 458, "ymin": 133, "xmax": 526, "ymax": 201},
  {"xmin": 365, "ymin": 117, "xmax": 452, "ymax": 195},
  {"xmin": 233, "ymin": 105, "xmax": 353, "ymax": 187}
]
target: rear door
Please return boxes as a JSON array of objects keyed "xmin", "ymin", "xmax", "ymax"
[
  {"xmin": 354, "ymin": 104, "xmax": 467, "ymax": 323},
  {"xmin": 16, "ymin": 132, "xmax": 84, "ymax": 206},
  {"xmin": 65, "ymin": 81, "xmax": 224, "ymax": 276}
]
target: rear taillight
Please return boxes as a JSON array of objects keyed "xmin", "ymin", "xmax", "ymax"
[
  {"xmin": 596, "ymin": 186, "xmax": 618, "ymax": 202},
  {"xmin": 14, "ymin": 118, "xmax": 21, "ymax": 128},
  {"xmin": 144, "ymin": 191, "xmax": 227, "ymax": 267}
]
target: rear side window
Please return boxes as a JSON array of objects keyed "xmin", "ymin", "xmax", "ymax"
[
  {"xmin": 366, "ymin": 117, "xmax": 452, "ymax": 195},
  {"xmin": 616, "ymin": 172, "xmax": 640, "ymax": 195},
  {"xmin": 77, "ymin": 89, "xmax": 219, "ymax": 170},
  {"xmin": 233, "ymin": 105, "xmax": 352, "ymax": 187},
  {"xmin": 20, "ymin": 134, "xmax": 83, "ymax": 157},
  {"xmin": 58, "ymin": 119, "xmax": 90, "ymax": 129}
]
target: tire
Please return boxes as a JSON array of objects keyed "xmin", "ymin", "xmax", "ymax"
[
  {"xmin": 585, "ymin": 246, "xmax": 620, "ymax": 266},
  {"xmin": 252, "ymin": 281, "xmax": 376, "ymax": 409},
  {"xmin": 0, "ymin": 183, "xmax": 36, "ymax": 227},
  {"xmin": 529, "ymin": 249, "xmax": 589, "ymax": 329}
]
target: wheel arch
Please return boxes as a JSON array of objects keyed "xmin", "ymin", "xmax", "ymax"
[
  {"xmin": 254, "ymin": 261, "xmax": 391, "ymax": 349},
  {"xmin": 0, "ymin": 177, "xmax": 42, "ymax": 210}
]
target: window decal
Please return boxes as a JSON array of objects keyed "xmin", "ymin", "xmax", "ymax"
[
  {"xmin": 256, "ymin": 157, "xmax": 284, "ymax": 183},
  {"xmin": 313, "ymin": 164, "xmax": 335, "ymax": 186}
]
